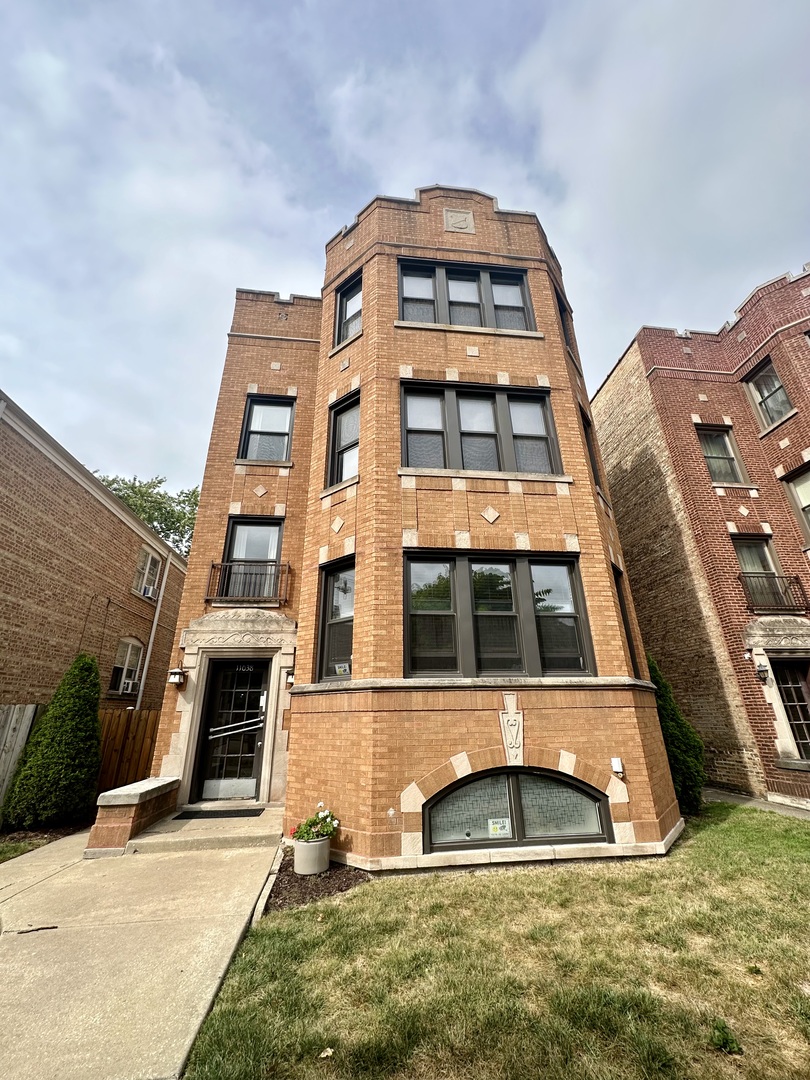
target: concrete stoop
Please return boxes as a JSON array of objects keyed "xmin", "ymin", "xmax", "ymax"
[{"xmin": 124, "ymin": 806, "xmax": 285, "ymax": 855}]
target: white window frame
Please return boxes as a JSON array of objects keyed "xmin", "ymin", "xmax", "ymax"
[
  {"xmin": 109, "ymin": 638, "xmax": 144, "ymax": 694},
  {"xmin": 133, "ymin": 547, "xmax": 162, "ymax": 599}
]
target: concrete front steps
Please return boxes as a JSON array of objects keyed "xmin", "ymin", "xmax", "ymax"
[{"xmin": 125, "ymin": 805, "xmax": 285, "ymax": 854}]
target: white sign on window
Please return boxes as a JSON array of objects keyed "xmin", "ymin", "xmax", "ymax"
[
  {"xmin": 334, "ymin": 662, "xmax": 351, "ymax": 676},
  {"xmin": 488, "ymin": 817, "xmax": 511, "ymax": 838}
]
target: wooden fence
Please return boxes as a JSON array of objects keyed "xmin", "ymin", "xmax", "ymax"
[
  {"xmin": 97, "ymin": 708, "xmax": 161, "ymax": 794},
  {"xmin": 0, "ymin": 704, "xmax": 42, "ymax": 804}
]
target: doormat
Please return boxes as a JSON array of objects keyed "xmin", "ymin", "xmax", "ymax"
[{"xmin": 174, "ymin": 809, "xmax": 265, "ymax": 819}]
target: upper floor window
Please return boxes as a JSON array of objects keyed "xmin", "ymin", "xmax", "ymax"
[
  {"xmin": 786, "ymin": 470, "xmax": 810, "ymax": 540},
  {"xmin": 732, "ymin": 536, "xmax": 804, "ymax": 614},
  {"xmin": 402, "ymin": 385, "xmax": 561, "ymax": 475},
  {"xmin": 217, "ymin": 518, "xmax": 283, "ymax": 600},
  {"xmin": 405, "ymin": 555, "xmax": 592, "ymax": 677},
  {"xmin": 746, "ymin": 359, "xmax": 793, "ymax": 428},
  {"xmin": 328, "ymin": 393, "xmax": 360, "ymax": 486},
  {"xmin": 110, "ymin": 638, "xmax": 143, "ymax": 694},
  {"xmin": 697, "ymin": 427, "xmax": 745, "ymax": 484},
  {"xmin": 320, "ymin": 560, "xmax": 355, "ymax": 679},
  {"xmin": 133, "ymin": 547, "xmax": 161, "ymax": 599},
  {"xmin": 336, "ymin": 275, "xmax": 362, "ymax": 344},
  {"xmin": 239, "ymin": 396, "xmax": 294, "ymax": 461},
  {"xmin": 580, "ymin": 409, "xmax": 602, "ymax": 489},
  {"xmin": 399, "ymin": 263, "xmax": 532, "ymax": 332}
]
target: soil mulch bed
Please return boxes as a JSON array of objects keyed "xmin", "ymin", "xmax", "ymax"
[
  {"xmin": 264, "ymin": 848, "xmax": 371, "ymax": 912},
  {"xmin": 0, "ymin": 824, "xmax": 81, "ymax": 846}
]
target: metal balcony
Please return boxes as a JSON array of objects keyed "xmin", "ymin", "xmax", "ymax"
[
  {"xmin": 206, "ymin": 561, "xmax": 290, "ymax": 603},
  {"xmin": 739, "ymin": 573, "xmax": 807, "ymax": 614}
]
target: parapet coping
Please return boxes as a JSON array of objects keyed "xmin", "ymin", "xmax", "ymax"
[
  {"xmin": 97, "ymin": 777, "xmax": 180, "ymax": 806},
  {"xmin": 291, "ymin": 676, "xmax": 655, "ymax": 695}
]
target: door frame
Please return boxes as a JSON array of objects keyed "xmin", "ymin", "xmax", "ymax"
[{"xmin": 192, "ymin": 658, "xmax": 271, "ymax": 802}]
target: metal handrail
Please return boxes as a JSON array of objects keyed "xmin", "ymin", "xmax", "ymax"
[
  {"xmin": 738, "ymin": 572, "xmax": 806, "ymax": 614},
  {"xmin": 206, "ymin": 560, "xmax": 290, "ymax": 603}
]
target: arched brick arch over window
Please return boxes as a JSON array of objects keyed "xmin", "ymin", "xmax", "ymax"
[{"xmin": 398, "ymin": 746, "xmax": 630, "ymax": 857}]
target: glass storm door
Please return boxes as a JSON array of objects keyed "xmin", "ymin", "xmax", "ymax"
[{"xmin": 200, "ymin": 661, "xmax": 269, "ymax": 799}]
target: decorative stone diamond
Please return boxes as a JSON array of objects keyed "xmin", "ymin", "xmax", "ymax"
[
  {"xmin": 481, "ymin": 506, "xmax": 500, "ymax": 524},
  {"xmin": 253, "ymin": 486, "xmax": 267, "ymax": 498},
  {"xmin": 331, "ymin": 516, "xmax": 344, "ymax": 534},
  {"xmin": 738, "ymin": 505, "xmax": 750, "ymax": 517}
]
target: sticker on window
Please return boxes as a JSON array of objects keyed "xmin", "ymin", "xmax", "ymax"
[
  {"xmin": 488, "ymin": 817, "xmax": 511, "ymax": 838},
  {"xmin": 334, "ymin": 662, "xmax": 351, "ymax": 676}
]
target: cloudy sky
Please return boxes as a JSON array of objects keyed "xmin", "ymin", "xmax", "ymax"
[{"xmin": 1, "ymin": 1, "xmax": 808, "ymax": 490}]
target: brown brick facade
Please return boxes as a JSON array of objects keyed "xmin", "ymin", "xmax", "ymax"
[
  {"xmin": 0, "ymin": 392, "xmax": 185, "ymax": 709},
  {"xmin": 155, "ymin": 186, "xmax": 680, "ymax": 868},
  {"xmin": 592, "ymin": 267, "xmax": 810, "ymax": 807}
]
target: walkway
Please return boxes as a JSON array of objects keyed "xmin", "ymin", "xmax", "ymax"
[
  {"xmin": 704, "ymin": 786, "xmax": 810, "ymax": 821},
  {"xmin": 0, "ymin": 813, "xmax": 281, "ymax": 1080}
]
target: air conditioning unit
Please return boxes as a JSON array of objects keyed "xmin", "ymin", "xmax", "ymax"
[
  {"xmin": 142, "ymin": 585, "xmax": 159, "ymax": 600},
  {"xmin": 121, "ymin": 680, "xmax": 140, "ymax": 694}
]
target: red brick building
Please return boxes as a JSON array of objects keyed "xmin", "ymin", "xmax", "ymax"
[
  {"xmin": 592, "ymin": 266, "xmax": 810, "ymax": 810},
  {"xmin": 153, "ymin": 186, "xmax": 681, "ymax": 869},
  {"xmin": 0, "ymin": 390, "xmax": 186, "ymax": 710}
]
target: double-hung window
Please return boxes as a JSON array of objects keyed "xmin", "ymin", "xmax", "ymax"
[
  {"xmin": 133, "ymin": 547, "xmax": 161, "ymax": 599},
  {"xmin": 328, "ymin": 394, "xmax": 360, "ymax": 485},
  {"xmin": 406, "ymin": 556, "xmax": 592, "ymax": 677},
  {"xmin": 697, "ymin": 428, "xmax": 745, "ymax": 484},
  {"xmin": 320, "ymin": 561, "xmax": 355, "ymax": 679},
  {"xmin": 110, "ymin": 638, "xmax": 143, "ymax": 694},
  {"xmin": 402, "ymin": 385, "xmax": 560, "ymax": 475},
  {"xmin": 786, "ymin": 470, "xmax": 810, "ymax": 541},
  {"xmin": 399, "ymin": 263, "xmax": 532, "ymax": 331},
  {"xmin": 219, "ymin": 518, "xmax": 282, "ymax": 600},
  {"xmin": 746, "ymin": 360, "xmax": 792, "ymax": 428},
  {"xmin": 239, "ymin": 396, "xmax": 294, "ymax": 461},
  {"xmin": 336, "ymin": 275, "xmax": 362, "ymax": 344}
]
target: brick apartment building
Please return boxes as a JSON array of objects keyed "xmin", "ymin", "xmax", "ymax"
[
  {"xmin": 0, "ymin": 390, "xmax": 186, "ymax": 711},
  {"xmin": 153, "ymin": 186, "xmax": 681, "ymax": 870},
  {"xmin": 592, "ymin": 266, "xmax": 810, "ymax": 810}
]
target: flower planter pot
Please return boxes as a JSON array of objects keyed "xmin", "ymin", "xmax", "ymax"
[{"xmin": 293, "ymin": 836, "xmax": 331, "ymax": 875}]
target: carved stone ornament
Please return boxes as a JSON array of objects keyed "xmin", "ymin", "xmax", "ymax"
[
  {"xmin": 443, "ymin": 208, "xmax": 475, "ymax": 234},
  {"xmin": 182, "ymin": 608, "xmax": 297, "ymax": 650},
  {"xmin": 499, "ymin": 691, "xmax": 524, "ymax": 765},
  {"xmin": 743, "ymin": 615, "xmax": 810, "ymax": 650}
]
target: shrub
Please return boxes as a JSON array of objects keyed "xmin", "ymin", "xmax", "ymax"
[
  {"xmin": 1, "ymin": 653, "xmax": 102, "ymax": 830},
  {"xmin": 647, "ymin": 654, "xmax": 707, "ymax": 816}
]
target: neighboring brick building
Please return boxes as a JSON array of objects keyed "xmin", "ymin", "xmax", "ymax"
[
  {"xmin": 592, "ymin": 266, "xmax": 810, "ymax": 810},
  {"xmin": 154, "ymin": 186, "xmax": 681, "ymax": 870},
  {"xmin": 0, "ymin": 390, "xmax": 186, "ymax": 710}
]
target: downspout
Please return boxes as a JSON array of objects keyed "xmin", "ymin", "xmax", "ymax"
[{"xmin": 136, "ymin": 554, "xmax": 172, "ymax": 709}]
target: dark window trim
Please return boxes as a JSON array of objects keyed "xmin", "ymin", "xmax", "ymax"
[
  {"xmin": 326, "ymin": 389, "xmax": 361, "ymax": 488},
  {"xmin": 580, "ymin": 408, "xmax": 602, "ymax": 489},
  {"xmin": 223, "ymin": 515, "xmax": 284, "ymax": 564},
  {"xmin": 318, "ymin": 556, "xmax": 356, "ymax": 682},
  {"xmin": 782, "ymin": 466, "xmax": 810, "ymax": 545},
  {"xmin": 422, "ymin": 766, "xmax": 614, "ymax": 852},
  {"xmin": 334, "ymin": 272, "xmax": 362, "ymax": 346},
  {"xmin": 612, "ymin": 566, "xmax": 641, "ymax": 679},
  {"xmin": 237, "ymin": 394, "xmax": 296, "ymax": 462},
  {"xmin": 695, "ymin": 424, "xmax": 750, "ymax": 486},
  {"xmin": 400, "ymin": 381, "xmax": 563, "ymax": 475},
  {"xmin": 743, "ymin": 356, "xmax": 793, "ymax": 431},
  {"xmin": 398, "ymin": 260, "xmax": 536, "ymax": 332},
  {"xmin": 404, "ymin": 551, "xmax": 595, "ymax": 678}
]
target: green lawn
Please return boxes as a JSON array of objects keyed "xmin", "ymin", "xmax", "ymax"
[
  {"xmin": 0, "ymin": 838, "xmax": 48, "ymax": 863},
  {"xmin": 186, "ymin": 804, "xmax": 810, "ymax": 1080}
]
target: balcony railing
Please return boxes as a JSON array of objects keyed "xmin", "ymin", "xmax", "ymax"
[
  {"xmin": 739, "ymin": 572, "xmax": 807, "ymax": 614},
  {"xmin": 206, "ymin": 561, "xmax": 290, "ymax": 603}
]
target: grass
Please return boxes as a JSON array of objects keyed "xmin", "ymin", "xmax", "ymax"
[
  {"xmin": 0, "ymin": 838, "xmax": 48, "ymax": 863},
  {"xmin": 185, "ymin": 803, "xmax": 810, "ymax": 1080}
]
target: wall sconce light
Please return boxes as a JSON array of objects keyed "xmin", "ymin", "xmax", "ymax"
[
  {"xmin": 611, "ymin": 756, "xmax": 624, "ymax": 778},
  {"xmin": 756, "ymin": 663, "xmax": 770, "ymax": 683},
  {"xmin": 167, "ymin": 667, "xmax": 187, "ymax": 687}
]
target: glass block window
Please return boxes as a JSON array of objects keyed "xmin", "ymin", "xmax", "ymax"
[{"xmin": 426, "ymin": 769, "xmax": 609, "ymax": 851}]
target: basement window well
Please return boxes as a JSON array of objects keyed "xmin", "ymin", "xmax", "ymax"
[{"xmin": 424, "ymin": 768, "xmax": 612, "ymax": 852}]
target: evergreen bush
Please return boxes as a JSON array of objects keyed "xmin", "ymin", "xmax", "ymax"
[
  {"xmin": 647, "ymin": 654, "xmax": 707, "ymax": 815},
  {"xmin": 1, "ymin": 653, "xmax": 102, "ymax": 830}
]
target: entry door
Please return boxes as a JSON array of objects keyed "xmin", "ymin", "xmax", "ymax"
[
  {"xmin": 199, "ymin": 661, "xmax": 269, "ymax": 799},
  {"xmin": 772, "ymin": 660, "xmax": 810, "ymax": 761}
]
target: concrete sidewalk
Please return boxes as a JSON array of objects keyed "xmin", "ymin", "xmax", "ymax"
[{"xmin": 0, "ymin": 828, "xmax": 279, "ymax": 1080}]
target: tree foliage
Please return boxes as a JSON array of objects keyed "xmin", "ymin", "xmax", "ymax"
[
  {"xmin": 647, "ymin": 654, "xmax": 707, "ymax": 816},
  {"xmin": 96, "ymin": 473, "xmax": 199, "ymax": 557},
  {"xmin": 2, "ymin": 653, "xmax": 102, "ymax": 830}
]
